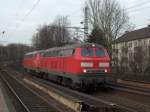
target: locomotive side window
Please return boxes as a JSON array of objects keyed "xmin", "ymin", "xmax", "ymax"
[
  {"xmin": 95, "ymin": 48, "xmax": 106, "ymax": 56},
  {"xmin": 25, "ymin": 53, "xmax": 34, "ymax": 58},
  {"xmin": 40, "ymin": 52, "xmax": 44, "ymax": 56},
  {"xmin": 54, "ymin": 51, "xmax": 59, "ymax": 56},
  {"xmin": 43, "ymin": 49, "xmax": 74, "ymax": 57},
  {"xmin": 72, "ymin": 49, "xmax": 75, "ymax": 55},
  {"xmin": 43, "ymin": 51, "xmax": 54, "ymax": 57},
  {"xmin": 81, "ymin": 48, "xmax": 94, "ymax": 56},
  {"xmin": 60, "ymin": 49, "xmax": 74, "ymax": 56},
  {"xmin": 24, "ymin": 55, "xmax": 28, "ymax": 58}
]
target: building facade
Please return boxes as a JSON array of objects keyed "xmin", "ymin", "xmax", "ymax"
[{"xmin": 112, "ymin": 26, "xmax": 150, "ymax": 73}]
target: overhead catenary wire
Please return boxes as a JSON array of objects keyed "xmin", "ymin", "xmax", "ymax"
[
  {"xmin": 126, "ymin": 0, "xmax": 150, "ymax": 10},
  {"xmin": 125, "ymin": 0, "xmax": 150, "ymax": 14},
  {"xmin": 135, "ymin": 23, "xmax": 150, "ymax": 29},
  {"xmin": 15, "ymin": 0, "xmax": 25, "ymax": 17},
  {"xmin": 15, "ymin": 0, "xmax": 41, "ymax": 30},
  {"xmin": 8, "ymin": 0, "xmax": 41, "ymax": 42},
  {"xmin": 124, "ymin": 1, "xmax": 150, "ymax": 29},
  {"xmin": 12, "ymin": 0, "xmax": 41, "ymax": 34},
  {"xmin": 21, "ymin": 0, "xmax": 40, "ymax": 22},
  {"xmin": 9, "ymin": 0, "xmax": 150, "ymax": 41}
]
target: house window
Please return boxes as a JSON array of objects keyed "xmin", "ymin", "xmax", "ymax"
[
  {"xmin": 138, "ymin": 40, "xmax": 141, "ymax": 46},
  {"xmin": 128, "ymin": 42, "xmax": 132, "ymax": 48},
  {"xmin": 134, "ymin": 41, "xmax": 137, "ymax": 47},
  {"xmin": 129, "ymin": 52, "xmax": 132, "ymax": 58},
  {"xmin": 143, "ymin": 40, "xmax": 147, "ymax": 46},
  {"xmin": 124, "ymin": 42, "xmax": 127, "ymax": 47}
]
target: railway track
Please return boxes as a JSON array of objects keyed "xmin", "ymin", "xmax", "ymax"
[
  {"xmin": 122, "ymin": 79, "xmax": 150, "ymax": 84},
  {"xmin": 3, "ymin": 67, "xmax": 150, "ymax": 112},
  {"xmin": 0, "ymin": 68, "xmax": 60, "ymax": 112},
  {"xmin": 26, "ymin": 74, "xmax": 150, "ymax": 112},
  {"xmin": 107, "ymin": 79, "xmax": 150, "ymax": 97},
  {"xmin": 29, "ymin": 77, "xmax": 147, "ymax": 112},
  {"xmin": 117, "ymin": 79, "xmax": 150, "ymax": 89},
  {"xmin": 108, "ymin": 83, "xmax": 150, "ymax": 97},
  {"xmin": 93, "ymin": 79, "xmax": 150, "ymax": 112},
  {"xmin": 93, "ymin": 89, "xmax": 150, "ymax": 112},
  {"xmin": 1, "ymin": 67, "xmax": 118, "ymax": 112}
]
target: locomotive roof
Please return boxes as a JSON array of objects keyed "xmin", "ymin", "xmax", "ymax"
[
  {"xmin": 65, "ymin": 43, "xmax": 104, "ymax": 49},
  {"xmin": 45, "ymin": 43, "xmax": 104, "ymax": 51},
  {"xmin": 25, "ymin": 50, "xmax": 44, "ymax": 56},
  {"xmin": 25, "ymin": 43, "xmax": 104, "ymax": 55}
]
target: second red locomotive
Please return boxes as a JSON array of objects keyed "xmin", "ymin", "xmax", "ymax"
[{"xmin": 23, "ymin": 43, "xmax": 111, "ymax": 88}]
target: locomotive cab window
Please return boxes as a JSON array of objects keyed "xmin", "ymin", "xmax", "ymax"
[
  {"xmin": 63, "ymin": 49, "xmax": 74, "ymax": 56},
  {"xmin": 81, "ymin": 48, "xmax": 94, "ymax": 56},
  {"xmin": 95, "ymin": 48, "xmax": 106, "ymax": 57}
]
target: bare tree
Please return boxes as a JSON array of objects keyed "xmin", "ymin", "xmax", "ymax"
[
  {"xmin": 52, "ymin": 15, "xmax": 71, "ymax": 46},
  {"xmin": 32, "ymin": 33, "xmax": 40, "ymax": 50},
  {"xmin": 0, "ymin": 44, "xmax": 32, "ymax": 66},
  {"xmin": 86, "ymin": 0, "xmax": 131, "ymax": 54},
  {"xmin": 32, "ymin": 15, "xmax": 72, "ymax": 50}
]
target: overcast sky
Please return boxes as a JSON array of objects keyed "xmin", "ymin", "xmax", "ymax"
[{"xmin": 0, "ymin": 0, "xmax": 150, "ymax": 45}]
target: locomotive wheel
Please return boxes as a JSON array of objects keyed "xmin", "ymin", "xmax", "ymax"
[
  {"xmin": 43, "ymin": 73, "xmax": 48, "ymax": 80},
  {"xmin": 57, "ymin": 76, "xmax": 63, "ymax": 85},
  {"xmin": 62, "ymin": 77, "xmax": 73, "ymax": 88}
]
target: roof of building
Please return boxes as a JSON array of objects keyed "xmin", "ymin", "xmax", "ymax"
[{"xmin": 115, "ymin": 26, "xmax": 150, "ymax": 43}]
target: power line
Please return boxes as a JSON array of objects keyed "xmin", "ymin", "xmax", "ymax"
[
  {"xmin": 14, "ymin": 0, "xmax": 41, "ymax": 31},
  {"xmin": 127, "ymin": 6, "xmax": 150, "ymax": 14},
  {"xmin": 84, "ymin": 5, "xmax": 89, "ymax": 40},
  {"xmin": 125, "ymin": 1, "xmax": 150, "ymax": 16},
  {"xmin": 15, "ymin": 0, "xmax": 25, "ymax": 16},
  {"xmin": 125, "ymin": 0, "xmax": 150, "ymax": 14},
  {"xmin": 21, "ymin": 0, "xmax": 40, "ymax": 21},
  {"xmin": 9, "ymin": 0, "xmax": 41, "ymax": 39},
  {"xmin": 126, "ymin": 0, "xmax": 150, "ymax": 10},
  {"xmin": 134, "ymin": 23, "xmax": 149, "ymax": 29}
]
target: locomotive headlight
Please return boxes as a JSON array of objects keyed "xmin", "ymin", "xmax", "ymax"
[
  {"xmin": 99, "ymin": 62, "xmax": 109, "ymax": 67},
  {"xmin": 83, "ymin": 69, "xmax": 87, "ymax": 73},
  {"xmin": 81, "ymin": 62, "xmax": 93, "ymax": 67},
  {"xmin": 104, "ymin": 69, "xmax": 108, "ymax": 73}
]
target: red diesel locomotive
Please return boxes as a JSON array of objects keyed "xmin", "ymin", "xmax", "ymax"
[{"xmin": 23, "ymin": 43, "xmax": 111, "ymax": 88}]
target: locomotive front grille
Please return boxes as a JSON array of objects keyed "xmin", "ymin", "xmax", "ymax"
[{"xmin": 85, "ymin": 69, "xmax": 105, "ymax": 73}]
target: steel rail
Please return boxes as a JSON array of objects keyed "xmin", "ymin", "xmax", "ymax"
[
  {"xmin": 108, "ymin": 83, "xmax": 150, "ymax": 97},
  {"xmin": 0, "ymin": 70, "xmax": 31, "ymax": 112},
  {"xmin": 0, "ymin": 69, "xmax": 58, "ymax": 112},
  {"xmin": 7, "ymin": 67, "xmax": 118, "ymax": 112},
  {"xmin": 7, "ymin": 67, "xmax": 150, "ymax": 112}
]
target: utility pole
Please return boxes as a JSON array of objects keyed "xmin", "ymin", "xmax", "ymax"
[
  {"xmin": 84, "ymin": 5, "xmax": 89, "ymax": 41},
  {"xmin": 0, "ymin": 31, "xmax": 7, "ymax": 63},
  {"xmin": 0, "ymin": 31, "xmax": 5, "ymax": 60}
]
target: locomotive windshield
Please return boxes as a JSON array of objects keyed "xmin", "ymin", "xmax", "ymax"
[
  {"xmin": 95, "ymin": 48, "xmax": 106, "ymax": 56},
  {"xmin": 81, "ymin": 47, "xmax": 107, "ymax": 57},
  {"xmin": 81, "ymin": 48, "xmax": 94, "ymax": 56}
]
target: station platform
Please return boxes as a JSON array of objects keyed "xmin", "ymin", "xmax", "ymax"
[{"xmin": 0, "ymin": 82, "xmax": 9, "ymax": 112}]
